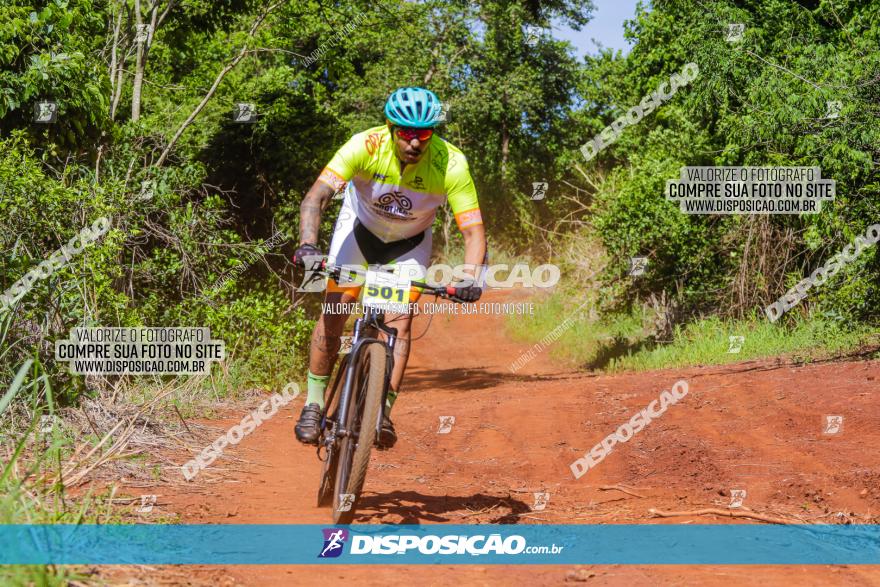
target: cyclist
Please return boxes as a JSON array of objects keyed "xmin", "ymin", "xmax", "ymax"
[{"xmin": 292, "ymin": 87, "xmax": 486, "ymax": 448}]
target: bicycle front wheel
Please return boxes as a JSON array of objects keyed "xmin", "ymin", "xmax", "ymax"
[
  {"xmin": 317, "ymin": 354, "xmax": 350, "ymax": 508},
  {"xmin": 332, "ymin": 343, "xmax": 387, "ymax": 524}
]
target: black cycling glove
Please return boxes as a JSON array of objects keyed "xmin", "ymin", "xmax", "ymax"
[
  {"xmin": 452, "ymin": 279, "xmax": 482, "ymax": 303},
  {"xmin": 293, "ymin": 243, "xmax": 322, "ymax": 267}
]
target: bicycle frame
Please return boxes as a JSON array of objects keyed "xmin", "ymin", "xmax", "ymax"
[
  {"xmin": 325, "ymin": 305, "xmax": 396, "ymax": 449},
  {"xmin": 315, "ymin": 260, "xmax": 459, "ymax": 452}
]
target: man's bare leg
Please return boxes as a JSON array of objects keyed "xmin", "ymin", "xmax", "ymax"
[
  {"xmin": 383, "ymin": 309, "xmax": 414, "ymax": 403},
  {"xmin": 295, "ymin": 290, "xmax": 352, "ymax": 443},
  {"xmin": 308, "ymin": 291, "xmax": 352, "ymax": 378},
  {"xmin": 374, "ymin": 308, "xmax": 413, "ymax": 448}
]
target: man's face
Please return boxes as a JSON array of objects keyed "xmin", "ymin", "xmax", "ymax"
[{"xmin": 390, "ymin": 124, "xmax": 433, "ymax": 164}]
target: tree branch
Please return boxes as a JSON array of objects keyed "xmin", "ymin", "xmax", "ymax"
[
  {"xmin": 155, "ymin": 1, "xmax": 282, "ymax": 167},
  {"xmin": 156, "ymin": 0, "xmax": 175, "ymax": 30},
  {"xmin": 649, "ymin": 507, "xmax": 799, "ymax": 525}
]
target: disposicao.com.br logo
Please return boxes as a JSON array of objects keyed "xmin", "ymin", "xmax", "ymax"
[
  {"xmin": 325, "ymin": 531, "xmax": 564, "ymax": 557},
  {"xmin": 319, "ymin": 528, "xmax": 349, "ymax": 558}
]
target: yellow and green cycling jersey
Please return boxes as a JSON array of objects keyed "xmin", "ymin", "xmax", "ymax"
[{"xmin": 318, "ymin": 125, "xmax": 483, "ymax": 243}]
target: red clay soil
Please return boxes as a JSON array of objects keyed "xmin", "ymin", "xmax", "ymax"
[{"xmin": 133, "ymin": 289, "xmax": 880, "ymax": 585}]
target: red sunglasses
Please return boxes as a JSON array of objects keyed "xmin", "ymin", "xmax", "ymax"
[{"xmin": 394, "ymin": 127, "xmax": 434, "ymax": 142}]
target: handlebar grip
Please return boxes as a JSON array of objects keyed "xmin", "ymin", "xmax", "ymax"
[{"xmin": 445, "ymin": 285, "xmax": 456, "ymax": 297}]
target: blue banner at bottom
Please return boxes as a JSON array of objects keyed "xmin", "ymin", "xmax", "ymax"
[{"xmin": 1, "ymin": 524, "xmax": 879, "ymax": 564}]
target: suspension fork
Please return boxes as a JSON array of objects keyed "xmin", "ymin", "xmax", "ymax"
[
  {"xmin": 333, "ymin": 307, "xmax": 398, "ymax": 442},
  {"xmin": 373, "ymin": 317, "xmax": 397, "ymax": 438},
  {"xmin": 336, "ymin": 343, "xmax": 364, "ymax": 440},
  {"xmin": 335, "ymin": 311, "xmax": 383, "ymax": 440}
]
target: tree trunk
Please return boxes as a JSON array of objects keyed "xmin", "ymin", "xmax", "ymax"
[
  {"xmin": 111, "ymin": 61, "xmax": 126, "ymax": 120},
  {"xmin": 500, "ymin": 88, "xmax": 509, "ymax": 184},
  {"xmin": 500, "ymin": 119, "xmax": 510, "ymax": 183},
  {"xmin": 131, "ymin": 0, "xmax": 158, "ymax": 121},
  {"xmin": 131, "ymin": 0, "xmax": 143, "ymax": 120},
  {"xmin": 109, "ymin": 5, "xmax": 123, "ymax": 120}
]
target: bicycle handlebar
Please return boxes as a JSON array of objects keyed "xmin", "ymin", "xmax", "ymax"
[{"xmin": 316, "ymin": 260, "xmax": 462, "ymax": 301}]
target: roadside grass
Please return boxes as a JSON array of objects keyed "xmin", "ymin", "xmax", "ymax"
[
  {"xmin": 507, "ymin": 290, "xmax": 877, "ymax": 373},
  {"xmin": 120, "ymin": 352, "xmax": 304, "ymax": 419},
  {"xmin": 0, "ymin": 351, "xmax": 261, "ymax": 585},
  {"xmin": 612, "ymin": 314, "xmax": 874, "ymax": 372},
  {"xmin": 0, "ymin": 476, "xmax": 128, "ymax": 585},
  {"xmin": 0, "ymin": 359, "xmax": 121, "ymax": 585}
]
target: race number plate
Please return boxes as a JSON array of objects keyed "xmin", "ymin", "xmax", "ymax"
[{"xmin": 362, "ymin": 270, "xmax": 411, "ymax": 312}]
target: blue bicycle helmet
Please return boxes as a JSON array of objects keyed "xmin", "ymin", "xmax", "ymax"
[{"xmin": 384, "ymin": 87, "xmax": 442, "ymax": 128}]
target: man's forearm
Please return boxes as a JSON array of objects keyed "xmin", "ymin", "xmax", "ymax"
[
  {"xmin": 460, "ymin": 224, "xmax": 487, "ymax": 281},
  {"xmin": 299, "ymin": 180, "xmax": 335, "ymax": 245},
  {"xmin": 299, "ymin": 200, "xmax": 322, "ymax": 245}
]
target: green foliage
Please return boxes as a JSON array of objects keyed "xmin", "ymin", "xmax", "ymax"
[
  {"xmin": 1, "ymin": 0, "xmax": 878, "ymax": 427},
  {"xmin": 578, "ymin": 0, "xmax": 880, "ymax": 325},
  {"xmin": 169, "ymin": 284, "xmax": 312, "ymax": 391},
  {"xmin": 0, "ymin": 0, "xmax": 109, "ymax": 146},
  {"xmin": 611, "ymin": 314, "xmax": 874, "ymax": 372}
]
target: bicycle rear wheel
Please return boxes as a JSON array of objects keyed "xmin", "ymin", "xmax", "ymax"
[{"xmin": 332, "ymin": 343, "xmax": 386, "ymax": 524}]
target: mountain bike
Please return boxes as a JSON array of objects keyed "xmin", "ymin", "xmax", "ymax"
[{"xmin": 311, "ymin": 261, "xmax": 463, "ymax": 524}]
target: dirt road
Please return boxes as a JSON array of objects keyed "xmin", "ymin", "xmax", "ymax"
[{"xmin": 151, "ymin": 289, "xmax": 880, "ymax": 585}]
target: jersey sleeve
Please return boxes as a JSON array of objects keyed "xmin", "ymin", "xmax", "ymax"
[
  {"xmin": 445, "ymin": 152, "xmax": 483, "ymax": 230},
  {"xmin": 318, "ymin": 133, "xmax": 369, "ymax": 191}
]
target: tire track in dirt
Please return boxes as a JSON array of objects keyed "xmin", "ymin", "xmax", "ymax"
[{"xmin": 149, "ymin": 289, "xmax": 880, "ymax": 586}]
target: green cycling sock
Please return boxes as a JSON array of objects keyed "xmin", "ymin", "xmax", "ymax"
[
  {"xmin": 306, "ymin": 371, "xmax": 330, "ymax": 409},
  {"xmin": 385, "ymin": 388, "xmax": 398, "ymax": 412}
]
